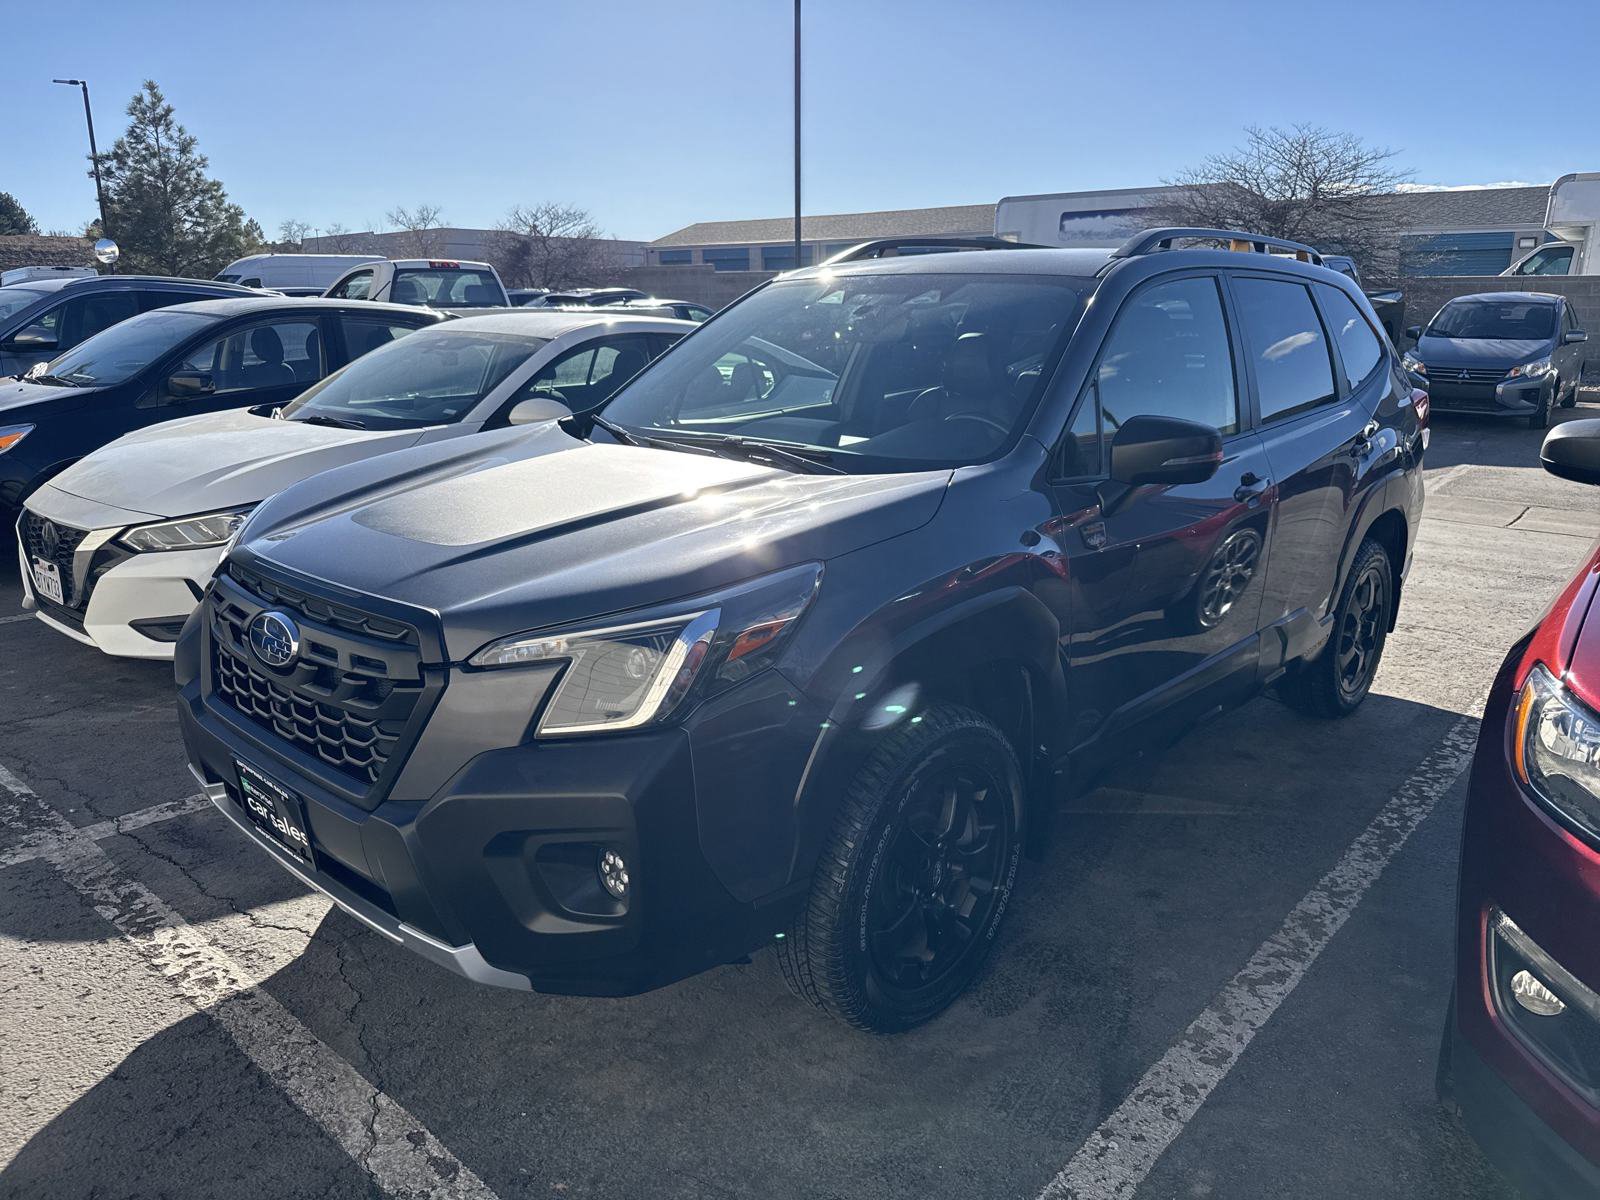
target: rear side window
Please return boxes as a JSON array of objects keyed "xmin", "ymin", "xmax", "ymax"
[
  {"xmin": 1316, "ymin": 285, "xmax": 1383, "ymax": 388},
  {"xmin": 327, "ymin": 270, "xmax": 373, "ymax": 300},
  {"xmin": 1232, "ymin": 277, "xmax": 1336, "ymax": 422}
]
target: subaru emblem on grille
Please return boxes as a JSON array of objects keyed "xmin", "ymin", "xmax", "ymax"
[{"xmin": 248, "ymin": 610, "xmax": 300, "ymax": 669}]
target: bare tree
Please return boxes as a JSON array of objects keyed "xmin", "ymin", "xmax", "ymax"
[
  {"xmin": 277, "ymin": 218, "xmax": 311, "ymax": 249},
  {"xmin": 1156, "ymin": 124, "xmax": 1411, "ymax": 283},
  {"xmin": 385, "ymin": 204, "xmax": 447, "ymax": 258},
  {"xmin": 317, "ymin": 222, "xmax": 373, "ymax": 253},
  {"xmin": 488, "ymin": 203, "xmax": 618, "ymax": 289}
]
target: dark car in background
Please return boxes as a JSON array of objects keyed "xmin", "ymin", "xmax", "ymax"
[
  {"xmin": 1404, "ymin": 292, "xmax": 1587, "ymax": 428},
  {"xmin": 1, "ymin": 296, "xmax": 440, "ymax": 547},
  {"xmin": 1438, "ymin": 419, "xmax": 1600, "ymax": 1198},
  {"xmin": 614, "ymin": 297, "xmax": 715, "ymax": 322},
  {"xmin": 0, "ymin": 274, "xmax": 257, "ymax": 379},
  {"xmin": 528, "ymin": 287, "xmax": 648, "ymax": 308},
  {"xmin": 176, "ymin": 228, "xmax": 1425, "ymax": 1032}
]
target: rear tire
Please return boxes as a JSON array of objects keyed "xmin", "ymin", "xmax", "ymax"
[
  {"xmin": 777, "ymin": 704, "xmax": 1023, "ymax": 1033},
  {"xmin": 1278, "ymin": 538, "xmax": 1392, "ymax": 719}
]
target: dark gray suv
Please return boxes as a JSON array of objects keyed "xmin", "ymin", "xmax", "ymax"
[
  {"xmin": 0, "ymin": 274, "xmax": 256, "ymax": 378},
  {"xmin": 177, "ymin": 228, "xmax": 1427, "ymax": 1031}
]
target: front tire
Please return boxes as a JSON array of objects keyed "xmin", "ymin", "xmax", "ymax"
[
  {"xmin": 1278, "ymin": 538, "xmax": 1392, "ymax": 718},
  {"xmin": 1560, "ymin": 376, "xmax": 1579, "ymax": 408},
  {"xmin": 1527, "ymin": 387, "xmax": 1554, "ymax": 428},
  {"xmin": 777, "ymin": 704, "xmax": 1023, "ymax": 1033}
]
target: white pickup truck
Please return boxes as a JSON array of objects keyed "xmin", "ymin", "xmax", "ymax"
[
  {"xmin": 322, "ymin": 258, "xmax": 511, "ymax": 310},
  {"xmin": 1503, "ymin": 173, "xmax": 1600, "ymax": 277}
]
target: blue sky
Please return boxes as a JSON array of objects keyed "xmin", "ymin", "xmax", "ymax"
[{"xmin": 8, "ymin": 0, "xmax": 1593, "ymax": 242}]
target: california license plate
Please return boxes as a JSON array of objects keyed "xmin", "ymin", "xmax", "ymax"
[
  {"xmin": 236, "ymin": 760, "xmax": 312, "ymax": 860},
  {"xmin": 30, "ymin": 557, "xmax": 64, "ymax": 606}
]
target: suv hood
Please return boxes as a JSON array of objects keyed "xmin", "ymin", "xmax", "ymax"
[
  {"xmin": 1415, "ymin": 335, "xmax": 1550, "ymax": 368},
  {"xmin": 48, "ymin": 407, "xmax": 430, "ymax": 519},
  {"xmin": 237, "ymin": 424, "xmax": 951, "ymax": 662}
]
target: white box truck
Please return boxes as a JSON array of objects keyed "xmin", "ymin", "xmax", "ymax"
[{"xmin": 1502, "ymin": 173, "xmax": 1600, "ymax": 277}]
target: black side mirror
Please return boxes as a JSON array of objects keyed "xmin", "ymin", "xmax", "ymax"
[
  {"xmin": 166, "ymin": 370, "xmax": 216, "ymax": 400},
  {"xmin": 1564, "ymin": 330, "xmax": 1588, "ymax": 345},
  {"xmin": 3, "ymin": 323, "xmax": 57, "ymax": 352},
  {"xmin": 1109, "ymin": 415, "xmax": 1224, "ymax": 487},
  {"xmin": 1404, "ymin": 325, "xmax": 1422, "ymax": 342},
  {"xmin": 1542, "ymin": 419, "xmax": 1600, "ymax": 486}
]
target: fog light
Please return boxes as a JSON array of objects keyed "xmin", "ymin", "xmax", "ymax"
[
  {"xmin": 598, "ymin": 849, "xmax": 629, "ymax": 900},
  {"xmin": 1511, "ymin": 969, "xmax": 1566, "ymax": 1017}
]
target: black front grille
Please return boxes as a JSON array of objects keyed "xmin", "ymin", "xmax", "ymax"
[
  {"xmin": 20, "ymin": 511, "xmax": 88, "ymax": 608},
  {"xmin": 208, "ymin": 569, "xmax": 426, "ymax": 790},
  {"xmin": 1427, "ymin": 364, "xmax": 1508, "ymax": 384}
]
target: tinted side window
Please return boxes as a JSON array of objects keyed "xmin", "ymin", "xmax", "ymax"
[
  {"xmin": 1094, "ymin": 275, "xmax": 1239, "ymax": 434},
  {"xmin": 328, "ymin": 271, "xmax": 373, "ymax": 300},
  {"xmin": 1232, "ymin": 277, "xmax": 1336, "ymax": 422},
  {"xmin": 1316, "ymin": 285, "xmax": 1382, "ymax": 388},
  {"xmin": 44, "ymin": 290, "xmax": 140, "ymax": 350},
  {"xmin": 339, "ymin": 316, "xmax": 420, "ymax": 363},
  {"xmin": 180, "ymin": 319, "xmax": 322, "ymax": 394}
]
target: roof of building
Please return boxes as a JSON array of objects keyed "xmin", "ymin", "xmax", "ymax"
[
  {"xmin": 0, "ymin": 234, "xmax": 95, "ymax": 275},
  {"xmin": 1370, "ymin": 185, "xmax": 1550, "ymax": 231},
  {"xmin": 650, "ymin": 204, "xmax": 998, "ymax": 248}
]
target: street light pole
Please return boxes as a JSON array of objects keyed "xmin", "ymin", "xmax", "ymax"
[
  {"xmin": 52, "ymin": 78, "xmax": 111, "ymax": 255},
  {"xmin": 793, "ymin": 0, "xmax": 802, "ymax": 271}
]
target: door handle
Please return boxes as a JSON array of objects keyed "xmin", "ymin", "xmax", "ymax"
[
  {"xmin": 1350, "ymin": 420, "xmax": 1380, "ymax": 455},
  {"xmin": 1234, "ymin": 472, "xmax": 1270, "ymax": 503}
]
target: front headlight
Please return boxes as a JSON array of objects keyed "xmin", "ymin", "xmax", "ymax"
[
  {"xmin": 1514, "ymin": 665, "xmax": 1600, "ymax": 837},
  {"xmin": 1401, "ymin": 354, "xmax": 1426, "ymax": 376},
  {"xmin": 0, "ymin": 424, "xmax": 34, "ymax": 454},
  {"xmin": 118, "ymin": 507, "xmax": 255, "ymax": 553},
  {"xmin": 1508, "ymin": 357, "xmax": 1554, "ymax": 379},
  {"xmin": 468, "ymin": 562, "xmax": 823, "ymax": 737}
]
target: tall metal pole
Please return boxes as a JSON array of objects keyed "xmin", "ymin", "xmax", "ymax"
[
  {"xmin": 793, "ymin": 0, "xmax": 802, "ymax": 270},
  {"xmin": 53, "ymin": 78, "xmax": 112, "ymax": 265}
]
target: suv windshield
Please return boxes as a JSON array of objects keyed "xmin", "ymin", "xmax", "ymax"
[
  {"xmin": 392, "ymin": 268, "xmax": 505, "ymax": 308},
  {"xmin": 38, "ymin": 309, "xmax": 216, "ymax": 387},
  {"xmin": 600, "ymin": 272, "xmax": 1087, "ymax": 471},
  {"xmin": 0, "ymin": 287, "xmax": 49, "ymax": 322},
  {"xmin": 281, "ymin": 328, "xmax": 548, "ymax": 430},
  {"xmin": 1428, "ymin": 299, "xmax": 1556, "ymax": 340}
]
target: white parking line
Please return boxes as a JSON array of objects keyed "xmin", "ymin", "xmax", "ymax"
[
  {"xmin": 0, "ymin": 612, "xmax": 34, "ymax": 626},
  {"xmin": 1037, "ymin": 716, "xmax": 1479, "ymax": 1200},
  {"xmin": 0, "ymin": 793, "xmax": 212, "ymax": 869},
  {"xmin": 0, "ymin": 760, "xmax": 502, "ymax": 1200},
  {"xmin": 1425, "ymin": 463, "xmax": 1473, "ymax": 493}
]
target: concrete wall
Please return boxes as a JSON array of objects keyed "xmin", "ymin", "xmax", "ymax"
[{"xmin": 609, "ymin": 264, "xmax": 777, "ymax": 308}]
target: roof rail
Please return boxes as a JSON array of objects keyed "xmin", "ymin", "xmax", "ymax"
[
  {"xmin": 821, "ymin": 235, "xmax": 1045, "ymax": 265},
  {"xmin": 1110, "ymin": 227, "xmax": 1323, "ymax": 266}
]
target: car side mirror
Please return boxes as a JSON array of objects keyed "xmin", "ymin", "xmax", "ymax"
[
  {"xmin": 1542, "ymin": 419, "xmax": 1600, "ymax": 486},
  {"xmin": 166, "ymin": 370, "xmax": 216, "ymax": 400},
  {"xmin": 3, "ymin": 324, "xmax": 57, "ymax": 351},
  {"xmin": 1404, "ymin": 325, "xmax": 1422, "ymax": 342},
  {"xmin": 507, "ymin": 396, "xmax": 573, "ymax": 426},
  {"xmin": 1108, "ymin": 415, "xmax": 1224, "ymax": 487},
  {"xmin": 1564, "ymin": 330, "xmax": 1588, "ymax": 345}
]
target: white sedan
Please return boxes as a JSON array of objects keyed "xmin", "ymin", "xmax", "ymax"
[{"xmin": 17, "ymin": 310, "xmax": 692, "ymax": 658}]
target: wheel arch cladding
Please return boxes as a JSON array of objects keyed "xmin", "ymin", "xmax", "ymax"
[{"xmin": 1365, "ymin": 507, "xmax": 1408, "ymax": 631}]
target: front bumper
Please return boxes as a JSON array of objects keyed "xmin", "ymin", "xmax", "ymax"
[
  {"xmin": 1419, "ymin": 371, "xmax": 1555, "ymax": 417},
  {"xmin": 176, "ymin": 569, "xmax": 828, "ymax": 996},
  {"xmin": 1448, "ymin": 667, "xmax": 1600, "ymax": 1194}
]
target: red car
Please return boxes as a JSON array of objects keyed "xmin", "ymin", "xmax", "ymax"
[{"xmin": 1441, "ymin": 418, "xmax": 1600, "ymax": 1197}]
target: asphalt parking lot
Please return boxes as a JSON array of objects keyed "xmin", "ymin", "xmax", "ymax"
[{"xmin": 3, "ymin": 402, "xmax": 1598, "ymax": 1200}]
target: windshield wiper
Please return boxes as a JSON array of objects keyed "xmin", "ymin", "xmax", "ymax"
[
  {"xmin": 653, "ymin": 431, "xmax": 846, "ymax": 475},
  {"xmin": 29, "ymin": 372, "xmax": 82, "ymax": 388},
  {"xmin": 588, "ymin": 412, "xmax": 646, "ymax": 447},
  {"xmin": 295, "ymin": 413, "xmax": 368, "ymax": 430}
]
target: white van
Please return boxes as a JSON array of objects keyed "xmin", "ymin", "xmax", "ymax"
[
  {"xmin": 1502, "ymin": 173, "xmax": 1600, "ymax": 277},
  {"xmin": 214, "ymin": 253, "xmax": 384, "ymax": 291}
]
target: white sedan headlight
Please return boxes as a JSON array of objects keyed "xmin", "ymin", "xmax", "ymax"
[
  {"xmin": 1508, "ymin": 357, "xmax": 1554, "ymax": 379},
  {"xmin": 468, "ymin": 563, "xmax": 822, "ymax": 737},
  {"xmin": 1515, "ymin": 665, "xmax": 1600, "ymax": 837},
  {"xmin": 118, "ymin": 507, "xmax": 255, "ymax": 553}
]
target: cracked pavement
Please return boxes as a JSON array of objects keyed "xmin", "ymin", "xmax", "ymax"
[{"xmin": 2, "ymin": 406, "xmax": 1598, "ymax": 1199}]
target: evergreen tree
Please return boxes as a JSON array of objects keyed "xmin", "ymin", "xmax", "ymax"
[
  {"xmin": 0, "ymin": 191, "xmax": 39, "ymax": 235},
  {"xmin": 96, "ymin": 81, "xmax": 264, "ymax": 276}
]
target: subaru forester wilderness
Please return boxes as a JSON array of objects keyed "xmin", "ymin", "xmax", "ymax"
[{"xmin": 177, "ymin": 229, "xmax": 1426, "ymax": 1032}]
